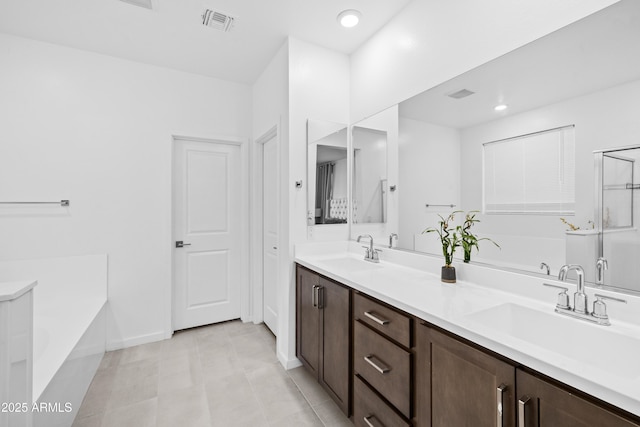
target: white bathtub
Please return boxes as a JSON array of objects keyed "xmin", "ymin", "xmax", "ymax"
[{"xmin": 0, "ymin": 255, "xmax": 107, "ymax": 427}]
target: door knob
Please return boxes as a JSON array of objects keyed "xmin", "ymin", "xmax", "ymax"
[{"xmin": 175, "ymin": 241, "xmax": 191, "ymax": 248}]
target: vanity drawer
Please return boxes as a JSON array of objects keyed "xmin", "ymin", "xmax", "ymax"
[
  {"xmin": 354, "ymin": 292, "xmax": 411, "ymax": 347},
  {"xmin": 354, "ymin": 375, "xmax": 410, "ymax": 427},
  {"xmin": 354, "ymin": 320, "xmax": 411, "ymax": 418}
]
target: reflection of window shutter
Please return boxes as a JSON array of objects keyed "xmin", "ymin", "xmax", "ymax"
[{"xmin": 483, "ymin": 125, "xmax": 575, "ymax": 214}]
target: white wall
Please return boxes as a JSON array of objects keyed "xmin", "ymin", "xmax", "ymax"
[
  {"xmin": 0, "ymin": 34, "xmax": 252, "ymax": 349},
  {"xmin": 398, "ymin": 117, "xmax": 460, "ymax": 251},
  {"xmin": 350, "ymin": 0, "xmax": 620, "ymax": 122},
  {"xmin": 252, "ymin": 37, "xmax": 350, "ymax": 368},
  {"xmin": 459, "ymin": 78, "xmax": 640, "ymax": 278}
]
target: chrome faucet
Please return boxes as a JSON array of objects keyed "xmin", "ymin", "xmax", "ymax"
[
  {"xmin": 389, "ymin": 233, "xmax": 398, "ymax": 248},
  {"xmin": 558, "ymin": 264, "xmax": 587, "ymax": 314},
  {"xmin": 357, "ymin": 234, "xmax": 381, "ymax": 263},
  {"xmin": 539, "ymin": 262, "xmax": 550, "ymax": 275},
  {"xmin": 543, "ymin": 263, "xmax": 626, "ymax": 325},
  {"xmin": 596, "ymin": 257, "xmax": 608, "ymax": 286},
  {"xmin": 557, "ymin": 264, "xmax": 570, "ymax": 281}
]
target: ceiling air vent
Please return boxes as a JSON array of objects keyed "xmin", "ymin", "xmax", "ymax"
[
  {"xmin": 447, "ymin": 89, "xmax": 475, "ymax": 99},
  {"xmin": 202, "ymin": 9, "xmax": 236, "ymax": 32}
]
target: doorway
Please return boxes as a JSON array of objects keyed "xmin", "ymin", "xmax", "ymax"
[
  {"xmin": 172, "ymin": 137, "xmax": 242, "ymax": 330},
  {"xmin": 256, "ymin": 126, "xmax": 279, "ymax": 335}
]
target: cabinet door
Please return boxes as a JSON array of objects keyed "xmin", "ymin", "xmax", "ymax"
[
  {"xmin": 516, "ymin": 369, "xmax": 640, "ymax": 427},
  {"xmin": 319, "ymin": 277, "xmax": 351, "ymax": 415},
  {"xmin": 296, "ymin": 266, "xmax": 320, "ymax": 375},
  {"xmin": 429, "ymin": 327, "xmax": 516, "ymax": 427},
  {"xmin": 414, "ymin": 322, "xmax": 431, "ymax": 427}
]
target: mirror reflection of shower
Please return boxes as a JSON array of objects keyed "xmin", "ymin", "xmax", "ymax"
[
  {"xmin": 596, "ymin": 146, "xmax": 640, "ymax": 292},
  {"xmin": 602, "ymin": 153, "xmax": 634, "ymax": 229}
]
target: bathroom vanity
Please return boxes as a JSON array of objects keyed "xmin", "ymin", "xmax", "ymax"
[{"xmin": 295, "ymin": 242, "xmax": 640, "ymax": 427}]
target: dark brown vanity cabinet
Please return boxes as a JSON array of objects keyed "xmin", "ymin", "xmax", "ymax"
[
  {"xmin": 415, "ymin": 324, "xmax": 516, "ymax": 427},
  {"xmin": 353, "ymin": 292, "xmax": 414, "ymax": 426},
  {"xmin": 295, "ymin": 265, "xmax": 351, "ymax": 415},
  {"xmin": 295, "ymin": 264, "xmax": 640, "ymax": 426},
  {"xmin": 516, "ymin": 369, "xmax": 640, "ymax": 427},
  {"xmin": 415, "ymin": 324, "xmax": 640, "ymax": 427}
]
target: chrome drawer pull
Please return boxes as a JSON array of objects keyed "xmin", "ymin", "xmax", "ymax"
[
  {"xmin": 311, "ymin": 285, "xmax": 318, "ymax": 308},
  {"xmin": 317, "ymin": 285, "xmax": 324, "ymax": 309},
  {"xmin": 364, "ymin": 355, "xmax": 390, "ymax": 374},
  {"xmin": 518, "ymin": 395, "xmax": 530, "ymax": 427},
  {"xmin": 364, "ymin": 415, "xmax": 384, "ymax": 427},
  {"xmin": 364, "ymin": 311, "xmax": 390, "ymax": 325},
  {"xmin": 497, "ymin": 384, "xmax": 507, "ymax": 427}
]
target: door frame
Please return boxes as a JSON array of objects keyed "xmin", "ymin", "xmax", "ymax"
[
  {"xmin": 251, "ymin": 124, "xmax": 280, "ymax": 327},
  {"xmin": 168, "ymin": 134, "xmax": 250, "ymax": 336}
]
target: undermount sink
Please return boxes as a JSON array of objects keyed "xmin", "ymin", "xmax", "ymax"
[
  {"xmin": 318, "ymin": 256, "xmax": 383, "ymax": 273},
  {"xmin": 465, "ymin": 303, "xmax": 640, "ymax": 378}
]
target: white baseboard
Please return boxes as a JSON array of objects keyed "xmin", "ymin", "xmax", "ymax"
[
  {"xmin": 106, "ymin": 330, "xmax": 166, "ymax": 351},
  {"xmin": 278, "ymin": 350, "xmax": 302, "ymax": 370}
]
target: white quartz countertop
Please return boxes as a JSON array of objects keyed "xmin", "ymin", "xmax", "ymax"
[{"xmin": 295, "ymin": 241, "xmax": 640, "ymax": 417}]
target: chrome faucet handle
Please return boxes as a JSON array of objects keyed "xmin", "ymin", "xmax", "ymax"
[
  {"xmin": 543, "ymin": 283, "xmax": 570, "ymax": 310},
  {"xmin": 596, "ymin": 257, "xmax": 609, "ymax": 285},
  {"xmin": 592, "ymin": 294, "xmax": 627, "ymax": 324},
  {"xmin": 361, "ymin": 245, "xmax": 371, "ymax": 258},
  {"xmin": 372, "ymin": 248, "xmax": 382, "ymax": 261}
]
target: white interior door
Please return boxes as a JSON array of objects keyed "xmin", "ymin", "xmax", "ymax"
[
  {"xmin": 173, "ymin": 138, "xmax": 241, "ymax": 331},
  {"xmin": 262, "ymin": 135, "xmax": 278, "ymax": 335}
]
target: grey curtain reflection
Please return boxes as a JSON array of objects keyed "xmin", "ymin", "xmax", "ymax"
[{"xmin": 316, "ymin": 162, "xmax": 335, "ymax": 224}]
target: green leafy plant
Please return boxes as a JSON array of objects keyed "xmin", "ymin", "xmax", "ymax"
[
  {"xmin": 423, "ymin": 211, "xmax": 462, "ymax": 267},
  {"xmin": 458, "ymin": 210, "xmax": 500, "ymax": 263}
]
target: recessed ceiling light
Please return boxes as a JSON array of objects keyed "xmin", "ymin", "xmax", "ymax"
[
  {"xmin": 494, "ymin": 104, "xmax": 508, "ymax": 111},
  {"xmin": 337, "ymin": 9, "xmax": 361, "ymax": 28}
]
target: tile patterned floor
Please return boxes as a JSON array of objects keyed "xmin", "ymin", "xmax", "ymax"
[{"xmin": 72, "ymin": 320, "xmax": 352, "ymax": 427}]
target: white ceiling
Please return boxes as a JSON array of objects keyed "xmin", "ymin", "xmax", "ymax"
[
  {"xmin": 399, "ymin": 0, "xmax": 640, "ymax": 129},
  {"xmin": 0, "ymin": 0, "xmax": 412, "ymax": 85}
]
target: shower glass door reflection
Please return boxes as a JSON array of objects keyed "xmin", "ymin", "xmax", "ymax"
[{"xmin": 599, "ymin": 147, "xmax": 640, "ymax": 292}]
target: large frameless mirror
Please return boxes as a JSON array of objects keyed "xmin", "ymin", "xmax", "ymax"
[
  {"xmin": 362, "ymin": 0, "xmax": 640, "ymax": 293},
  {"xmin": 307, "ymin": 119, "xmax": 349, "ymax": 225}
]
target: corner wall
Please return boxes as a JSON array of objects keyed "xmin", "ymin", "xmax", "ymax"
[
  {"xmin": 0, "ymin": 34, "xmax": 252, "ymax": 349},
  {"xmin": 285, "ymin": 38, "xmax": 350, "ymax": 366}
]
